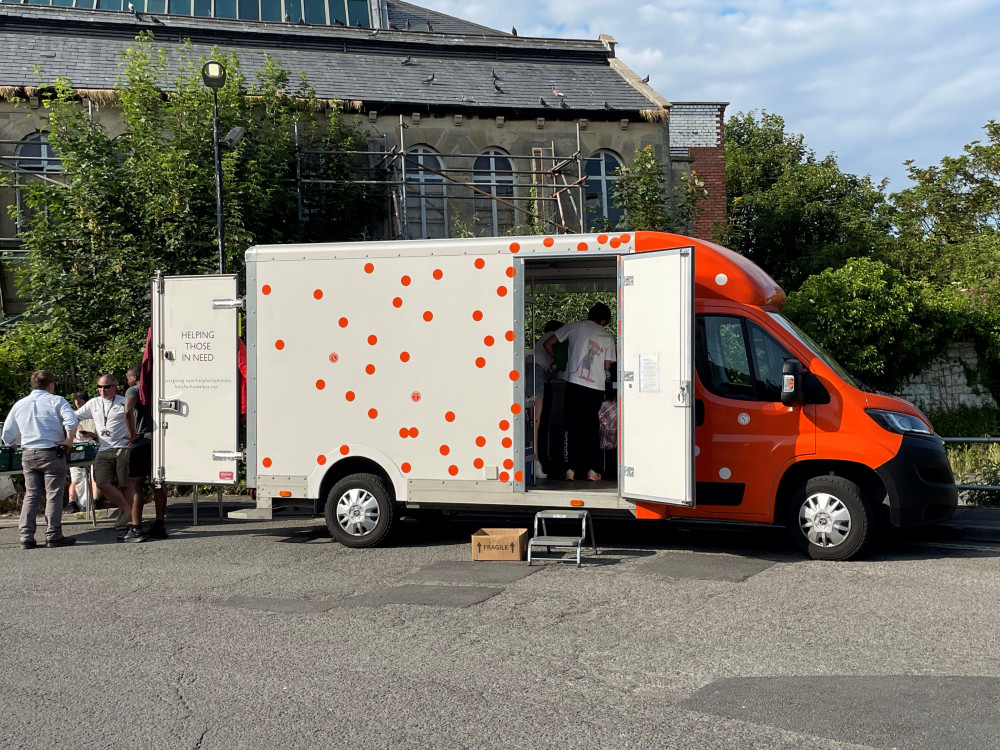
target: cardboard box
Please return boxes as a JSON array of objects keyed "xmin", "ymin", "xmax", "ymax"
[{"xmin": 471, "ymin": 528, "xmax": 528, "ymax": 561}]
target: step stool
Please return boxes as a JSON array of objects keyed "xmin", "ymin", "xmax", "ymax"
[{"xmin": 527, "ymin": 509, "xmax": 598, "ymax": 567}]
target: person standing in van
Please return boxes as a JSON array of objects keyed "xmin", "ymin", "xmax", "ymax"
[{"xmin": 545, "ymin": 302, "xmax": 616, "ymax": 481}]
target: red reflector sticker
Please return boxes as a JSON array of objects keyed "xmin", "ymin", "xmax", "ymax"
[{"xmin": 219, "ymin": 471, "xmax": 234, "ymax": 480}]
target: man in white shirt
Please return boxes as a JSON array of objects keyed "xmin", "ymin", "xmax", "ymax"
[
  {"xmin": 1, "ymin": 370, "xmax": 79, "ymax": 548},
  {"xmin": 75, "ymin": 374, "xmax": 133, "ymax": 529},
  {"xmin": 544, "ymin": 302, "xmax": 616, "ymax": 481}
]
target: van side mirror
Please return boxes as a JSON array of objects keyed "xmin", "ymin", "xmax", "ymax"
[{"xmin": 781, "ymin": 358, "xmax": 805, "ymax": 406}]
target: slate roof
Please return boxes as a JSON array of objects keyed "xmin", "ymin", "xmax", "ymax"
[
  {"xmin": 0, "ymin": 4, "xmax": 663, "ymax": 115},
  {"xmin": 385, "ymin": 0, "xmax": 508, "ymax": 37}
]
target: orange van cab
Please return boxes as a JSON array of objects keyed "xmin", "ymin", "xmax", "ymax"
[{"xmin": 634, "ymin": 233, "xmax": 958, "ymax": 561}]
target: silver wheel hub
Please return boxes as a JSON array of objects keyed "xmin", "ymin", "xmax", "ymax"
[
  {"xmin": 336, "ymin": 488, "xmax": 380, "ymax": 537},
  {"xmin": 799, "ymin": 492, "xmax": 851, "ymax": 548}
]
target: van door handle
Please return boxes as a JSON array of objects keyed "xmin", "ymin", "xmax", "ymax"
[{"xmin": 695, "ymin": 399, "xmax": 705, "ymax": 427}]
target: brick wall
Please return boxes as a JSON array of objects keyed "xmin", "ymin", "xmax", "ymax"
[{"xmin": 670, "ymin": 102, "xmax": 727, "ymax": 240}]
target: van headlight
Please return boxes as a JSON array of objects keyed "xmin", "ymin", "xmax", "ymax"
[{"xmin": 865, "ymin": 409, "xmax": 933, "ymax": 435}]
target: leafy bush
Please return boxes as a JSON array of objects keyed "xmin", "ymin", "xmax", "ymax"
[
  {"xmin": 925, "ymin": 405, "xmax": 1000, "ymax": 438},
  {"xmin": 945, "ymin": 442, "xmax": 1000, "ymax": 507},
  {"xmin": 784, "ymin": 257, "xmax": 958, "ymax": 392}
]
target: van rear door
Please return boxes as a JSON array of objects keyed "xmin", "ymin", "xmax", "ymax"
[
  {"xmin": 619, "ymin": 247, "xmax": 694, "ymax": 506},
  {"xmin": 151, "ymin": 273, "xmax": 240, "ymax": 486}
]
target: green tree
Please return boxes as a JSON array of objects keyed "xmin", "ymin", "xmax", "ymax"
[
  {"xmin": 0, "ymin": 34, "xmax": 379, "ymax": 406},
  {"xmin": 611, "ymin": 146, "xmax": 706, "ymax": 233},
  {"xmin": 720, "ymin": 111, "xmax": 892, "ymax": 290}
]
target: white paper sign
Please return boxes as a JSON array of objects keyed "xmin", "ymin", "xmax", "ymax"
[{"xmin": 639, "ymin": 354, "xmax": 660, "ymax": 393}]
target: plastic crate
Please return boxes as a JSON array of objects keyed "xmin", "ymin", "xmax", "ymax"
[
  {"xmin": 68, "ymin": 442, "xmax": 98, "ymax": 463},
  {"xmin": 0, "ymin": 446, "xmax": 11, "ymax": 472},
  {"xmin": 9, "ymin": 449, "xmax": 22, "ymax": 472}
]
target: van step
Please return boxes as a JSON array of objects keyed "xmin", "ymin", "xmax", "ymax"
[{"xmin": 527, "ymin": 509, "xmax": 598, "ymax": 567}]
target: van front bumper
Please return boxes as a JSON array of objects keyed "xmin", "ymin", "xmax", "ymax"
[{"xmin": 876, "ymin": 433, "xmax": 958, "ymax": 527}]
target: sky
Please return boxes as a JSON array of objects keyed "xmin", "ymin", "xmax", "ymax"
[{"xmin": 418, "ymin": 0, "xmax": 1000, "ymax": 194}]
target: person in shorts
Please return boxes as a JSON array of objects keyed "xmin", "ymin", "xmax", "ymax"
[
  {"xmin": 75, "ymin": 374, "xmax": 132, "ymax": 529},
  {"xmin": 122, "ymin": 365, "xmax": 168, "ymax": 542}
]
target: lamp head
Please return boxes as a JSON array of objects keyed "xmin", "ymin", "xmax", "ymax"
[{"xmin": 201, "ymin": 60, "xmax": 227, "ymax": 91}]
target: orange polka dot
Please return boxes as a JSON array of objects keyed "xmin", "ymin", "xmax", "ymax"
[
  {"xmin": 511, "ymin": 403, "xmax": 522, "ymax": 415},
  {"xmin": 610, "ymin": 238, "xmax": 621, "ymax": 249},
  {"xmin": 475, "ymin": 436, "xmax": 486, "ymax": 447},
  {"xmin": 392, "ymin": 297, "xmax": 403, "ymax": 308},
  {"xmin": 409, "ymin": 427, "xmax": 419, "ymax": 438},
  {"xmin": 484, "ymin": 335, "xmax": 495, "ymax": 347},
  {"xmin": 433, "ymin": 269, "xmax": 443, "ymax": 280},
  {"xmin": 367, "ymin": 334, "xmax": 378, "ymax": 346},
  {"xmin": 543, "ymin": 237, "xmax": 554, "ymax": 247},
  {"xmin": 509, "ymin": 370, "xmax": 520, "ymax": 381},
  {"xmin": 514, "ymin": 470, "xmax": 524, "ymax": 482},
  {"xmin": 505, "ymin": 330, "xmax": 515, "ymax": 342},
  {"xmin": 399, "ymin": 427, "xmax": 409, "ymax": 438},
  {"xmin": 474, "ymin": 258, "xmax": 486, "ymax": 269},
  {"xmin": 439, "ymin": 445, "xmax": 450, "ymax": 456},
  {"xmin": 502, "ymin": 437, "xmax": 513, "ymax": 449},
  {"xmin": 275, "ymin": 340, "xmax": 285, "ymax": 350},
  {"xmin": 345, "ymin": 391, "xmax": 355, "ymax": 402},
  {"xmin": 315, "ymin": 379, "xmax": 325, "ymax": 390},
  {"xmin": 472, "ymin": 310, "xmax": 483, "ymax": 322},
  {"xmin": 329, "ymin": 353, "xmax": 339, "ymax": 363},
  {"xmin": 475, "ymin": 357, "xmax": 486, "ymax": 368},
  {"xmin": 340, "ymin": 445, "xmax": 349, "ymax": 455},
  {"xmin": 503, "ymin": 458, "xmax": 514, "ymax": 470},
  {"xmin": 473, "ymin": 458, "xmax": 484, "ymax": 469},
  {"xmin": 262, "ymin": 284, "xmax": 272, "ymax": 295},
  {"xmin": 499, "ymin": 471, "xmax": 510, "ymax": 482},
  {"xmin": 411, "ymin": 391, "xmax": 421, "ymax": 402},
  {"xmin": 620, "ymin": 233, "xmax": 631, "ymax": 242},
  {"xmin": 423, "ymin": 311, "xmax": 433, "ymax": 322},
  {"xmin": 448, "ymin": 465, "xmax": 459, "ymax": 476},
  {"xmin": 597, "ymin": 234, "xmax": 609, "ymax": 244},
  {"xmin": 506, "ymin": 266, "xmax": 516, "ymax": 278},
  {"xmin": 509, "ymin": 242, "xmax": 520, "ymax": 254},
  {"xmin": 364, "ymin": 262, "xmax": 374, "ymax": 274},
  {"xmin": 499, "ymin": 420, "xmax": 510, "ymax": 431},
  {"xmin": 262, "ymin": 457, "xmax": 272, "ymax": 468},
  {"xmin": 317, "ymin": 455, "xmax": 327, "ymax": 465},
  {"xmin": 400, "ymin": 351, "xmax": 410, "ymax": 362},
  {"xmin": 401, "ymin": 462, "xmax": 411, "ymax": 473},
  {"xmin": 401, "ymin": 275, "xmax": 411, "ymax": 286},
  {"xmin": 313, "ymin": 289, "xmax": 323, "ymax": 300},
  {"xmin": 577, "ymin": 242, "xmax": 589, "ymax": 252},
  {"xmin": 365, "ymin": 364, "xmax": 375, "ymax": 375},
  {"xmin": 368, "ymin": 408, "xmax": 378, "ymax": 419},
  {"xmin": 497, "ymin": 286, "xmax": 508, "ymax": 297},
  {"xmin": 338, "ymin": 317, "xmax": 348, "ymax": 328},
  {"xmin": 445, "ymin": 411, "xmax": 455, "ymax": 422}
]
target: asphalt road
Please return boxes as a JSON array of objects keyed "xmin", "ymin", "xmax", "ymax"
[{"xmin": 1, "ymin": 504, "xmax": 998, "ymax": 750}]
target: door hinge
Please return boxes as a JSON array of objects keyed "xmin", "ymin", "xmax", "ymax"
[
  {"xmin": 624, "ymin": 466, "xmax": 635, "ymax": 477},
  {"xmin": 677, "ymin": 380, "xmax": 692, "ymax": 407},
  {"xmin": 624, "ymin": 276, "xmax": 635, "ymax": 286}
]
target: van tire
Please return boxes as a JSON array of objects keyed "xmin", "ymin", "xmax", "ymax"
[
  {"xmin": 786, "ymin": 476, "xmax": 874, "ymax": 561},
  {"xmin": 324, "ymin": 473, "xmax": 395, "ymax": 548}
]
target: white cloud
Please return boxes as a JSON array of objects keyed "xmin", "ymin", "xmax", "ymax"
[{"xmin": 418, "ymin": 0, "xmax": 1000, "ymax": 191}]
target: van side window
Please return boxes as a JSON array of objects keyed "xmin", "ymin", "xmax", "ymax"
[{"xmin": 696, "ymin": 316, "xmax": 791, "ymax": 402}]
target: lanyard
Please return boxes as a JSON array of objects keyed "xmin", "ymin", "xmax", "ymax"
[{"xmin": 100, "ymin": 396, "xmax": 117, "ymax": 427}]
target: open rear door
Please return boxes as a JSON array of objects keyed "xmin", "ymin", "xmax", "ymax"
[
  {"xmin": 620, "ymin": 247, "xmax": 694, "ymax": 506},
  {"xmin": 151, "ymin": 273, "xmax": 240, "ymax": 486}
]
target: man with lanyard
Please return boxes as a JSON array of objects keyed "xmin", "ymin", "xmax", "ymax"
[
  {"xmin": 1, "ymin": 370, "xmax": 79, "ymax": 549},
  {"xmin": 75, "ymin": 374, "xmax": 133, "ymax": 530},
  {"xmin": 122, "ymin": 365, "xmax": 168, "ymax": 542}
]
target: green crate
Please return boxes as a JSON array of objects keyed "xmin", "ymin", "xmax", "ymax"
[
  {"xmin": 0, "ymin": 446, "xmax": 11, "ymax": 472},
  {"xmin": 68, "ymin": 443, "xmax": 97, "ymax": 463},
  {"xmin": 9, "ymin": 449, "xmax": 22, "ymax": 472}
]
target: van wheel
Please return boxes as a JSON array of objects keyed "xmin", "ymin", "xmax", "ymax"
[
  {"xmin": 324, "ymin": 473, "xmax": 395, "ymax": 548},
  {"xmin": 786, "ymin": 476, "xmax": 873, "ymax": 561}
]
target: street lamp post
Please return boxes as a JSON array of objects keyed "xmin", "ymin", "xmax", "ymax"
[{"xmin": 202, "ymin": 60, "xmax": 227, "ymax": 274}]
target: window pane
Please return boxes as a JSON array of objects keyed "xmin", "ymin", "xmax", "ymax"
[
  {"xmin": 215, "ymin": 0, "xmax": 236, "ymax": 17},
  {"xmin": 26, "ymin": 0, "xmax": 51, "ymax": 5},
  {"xmin": 74, "ymin": 0, "xmax": 97, "ymax": 8},
  {"xmin": 193, "ymin": 0, "xmax": 211, "ymax": 14},
  {"xmin": 346, "ymin": 0, "xmax": 368, "ymax": 26},
  {"xmin": 328, "ymin": 0, "xmax": 345, "ymax": 24},
  {"xmin": 95, "ymin": 0, "xmax": 122, "ymax": 9},
  {"xmin": 303, "ymin": 0, "xmax": 325, "ymax": 23},
  {"xmin": 53, "ymin": 0, "xmax": 75, "ymax": 8},
  {"xmin": 749, "ymin": 322, "xmax": 790, "ymax": 401},
  {"xmin": 238, "ymin": 0, "xmax": 258, "ymax": 19},
  {"xmin": 146, "ymin": 0, "xmax": 165, "ymax": 11},
  {"xmin": 259, "ymin": 0, "xmax": 281, "ymax": 21},
  {"xmin": 167, "ymin": 0, "xmax": 191, "ymax": 13},
  {"xmin": 699, "ymin": 316, "xmax": 753, "ymax": 398}
]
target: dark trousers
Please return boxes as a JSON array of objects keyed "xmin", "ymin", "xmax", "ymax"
[
  {"xmin": 564, "ymin": 382, "xmax": 604, "ymax": 475},
  {"xmin": 20, "ymin": 448, "xmax": 68, "ymax": 542}
]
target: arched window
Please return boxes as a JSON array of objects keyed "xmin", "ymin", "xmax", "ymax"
[
  {"xmin": 404, "ymin": 147, "xmax": 447, "ymax": 239},
  {"xmin": 585, "ymin": 150, "xmax": 623, "ymax": 228},
  {"xmin": 473, "ymin": 149, "xmax": 515, "ymax": 237},
  {"xmin": 15, "ymin": 132, "xmax": 61, "ymax": 173}
]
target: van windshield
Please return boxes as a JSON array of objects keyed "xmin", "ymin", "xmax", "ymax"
[{"xmin": 767, "ymin": 312, "xmax": 861, "ymax": 390}]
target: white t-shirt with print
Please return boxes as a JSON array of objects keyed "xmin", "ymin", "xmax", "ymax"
[
  {"xmin": 75, "ymin": 395, "xmax": 129, "ymax": 451},
  {"xmin": 554, "ymin": 320, "xmax": 616, "ymax": 391}
]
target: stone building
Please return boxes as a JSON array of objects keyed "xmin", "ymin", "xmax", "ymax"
[{"xmin": 0, "ymin": 0, "xmax": 727, "ymax": 316}]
